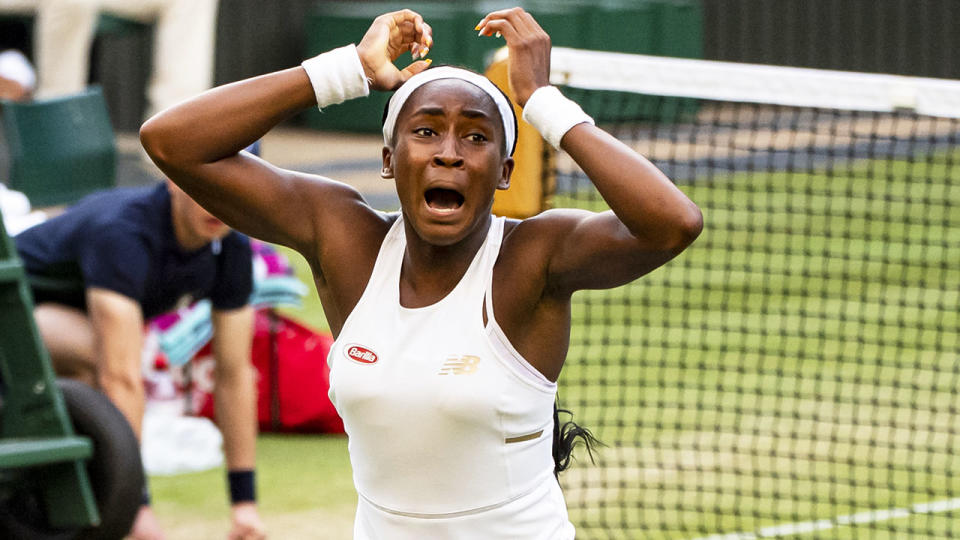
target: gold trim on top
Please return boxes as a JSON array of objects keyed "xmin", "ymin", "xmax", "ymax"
[{"xmin": 505, "ymin": 430, "xmax": 544, "ymax": 444}]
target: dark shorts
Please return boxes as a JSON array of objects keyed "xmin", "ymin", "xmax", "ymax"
[{"xmin": 27, "ymin": 277, "xmax": 87, "ymax": 313}]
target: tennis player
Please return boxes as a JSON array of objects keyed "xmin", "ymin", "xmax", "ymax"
[{"xmin": 141, "ymin": 7, "xmax": 701, "ymax": 538}]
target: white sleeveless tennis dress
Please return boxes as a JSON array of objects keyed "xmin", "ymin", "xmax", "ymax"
[{"xmin": 328, "ymin": 215, "xmax": 575, "ymax": 539}]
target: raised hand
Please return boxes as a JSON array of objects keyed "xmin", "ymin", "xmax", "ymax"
[
  {"xmin": 357, "ymin": 9, "xmax": 434, "ymax": 91},
  {"xmin": 475, "ymin": 7, "xmax": 551, "ymax": 106}
]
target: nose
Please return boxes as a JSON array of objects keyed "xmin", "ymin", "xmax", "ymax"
[{"xmin": 432, "ymin": 134, "xmax": 464, "ymax": 168}]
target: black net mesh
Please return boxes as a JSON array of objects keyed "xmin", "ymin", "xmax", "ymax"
[{"xmin": 552, "ymin": 88, "xmax": 960, "ymax": 539}]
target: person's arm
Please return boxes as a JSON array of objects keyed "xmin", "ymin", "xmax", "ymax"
[
  {"xmin": 140, "ymin": 65, "xmax": 347, "ymax": 255},
  {"xmin": 210, "ymin": 305, "xmax": 265, "ymax": 540},
  {"xmin": 478, "ymin": 9, "xmax": 703, "ymax": 294},
  {"xmin": 139, "ymin": 10, "xmax": 433, "ymax": 258},
  {"xmin": 85, "ymin": 288, "xmax": 146, "ymax": 436},
  {"xmin": 86, "ymin": 288, "xmax": 171, "ymax": 540}
]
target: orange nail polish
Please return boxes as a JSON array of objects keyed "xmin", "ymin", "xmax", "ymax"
[
  {"xmin": 424, "ymin": 58, "xmax": 433, "ymax": 66},
  {"xmin": 474, "ymin": 23, "xmax": 482, "ymax": 31}
]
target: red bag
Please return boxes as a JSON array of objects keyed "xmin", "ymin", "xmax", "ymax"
[{"xmin": 187, "ymin": 310, "xmax": 343, "ymax": 433}]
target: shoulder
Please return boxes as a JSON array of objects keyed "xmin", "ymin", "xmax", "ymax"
[
  {"xmin": 84, "ymin": 185, "xmax": 164, "ymax": 237},
  {"xmin": 315, "ymin": 200, "xmax": 397, "ymax": 260},
  {"xmin": 496, "ymin": 209, "xmax": 597, "ymax": 298},
  {"xmin": 280, "ymin": 173, "xmax": 391, "ymax": 258},
  {"xmin": 85, "ymin": 185, "xmax": 162, "ymax": 216},
  {"xmin": 496, "ymin": 210, "xmax": 575, "ymax": 277},
  {"xmin": 501, "ymin": 208, "xmax": 591, "ymax": 254},
  {"xmin": 81, "ymin": 194, "xmax": 154, "ymax": 252}
]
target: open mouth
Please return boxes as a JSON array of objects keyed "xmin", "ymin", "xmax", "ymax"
[{"xmin": 424, "ymin": 187, "xmax": 465, "ymax": 213}]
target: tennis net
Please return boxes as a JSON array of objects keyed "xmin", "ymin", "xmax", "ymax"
[{"xmin": 548, "ymin": 48, "xmax": 960, "ymax": 539}]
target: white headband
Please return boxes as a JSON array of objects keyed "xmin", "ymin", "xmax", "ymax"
[{"xmin": 382, "ymin": 66, "xmax": 517, "ymax": 156}]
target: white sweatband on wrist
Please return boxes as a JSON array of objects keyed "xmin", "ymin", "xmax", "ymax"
[
  {"xmin": 300, "ymin": 44, "xmax": 370, "ymax": 110},
  {"xmin": 522, "ymin": 86, "xmax": 594, "ymax": 150}
]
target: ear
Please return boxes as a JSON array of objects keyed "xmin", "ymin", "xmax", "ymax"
[
  {"xmin": 496, "ymin": 157, "xmax": 514, "ymax": 190},
  {"xmin": 381, "ymin": 146, "xmax": 395, "ymax": 179}
]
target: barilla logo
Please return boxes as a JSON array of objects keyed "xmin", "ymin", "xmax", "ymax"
[{"xmin": 345, "ymin": 344, "xmax": 378, "ymax": 364}]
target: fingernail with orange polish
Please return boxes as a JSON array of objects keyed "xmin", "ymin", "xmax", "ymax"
[{"xmin": 424, "ymin": 58, "xmax": 433, "ymax": 66}]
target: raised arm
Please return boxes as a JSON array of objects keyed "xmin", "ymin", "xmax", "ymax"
[
  {"xmin": 139, "ymin": 10, "xmax": 434, "ymax": 256},
  {"xmin": 478, "ymin": 8, "xmax": 703, "ymax": 294},
  {"xmin": 140, "ymin": 64, "xmax": 332, "ymax": 253},
  {"xmin": 544, "ymin": 123, "xmax": 703, "ymax": 291}
]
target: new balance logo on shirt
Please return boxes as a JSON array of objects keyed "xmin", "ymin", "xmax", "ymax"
[{"xmin": 438, "ymin": 355, "xmax": 481, "ymax": 375}]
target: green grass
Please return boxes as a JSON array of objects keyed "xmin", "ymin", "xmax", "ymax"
[
  {"xmin": 151, "ymin": 435, "xmax": 353, "ymax": 515},
  {"xmin": 152, "ymin": 151, "xmax": 959, "ymax": 538},
  {"xmin": 149, "ymin": 435, "xmax": 355, "ymax": 537},
  {"xmin": 555, "ymin": 152, "xmax": 960, "ymax": 538}
]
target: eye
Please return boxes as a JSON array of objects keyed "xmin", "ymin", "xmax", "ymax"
[
  {"xmin": 413, "ymin": 127, "xmax": 436, "ymax": 137},
  {"xmin": 467, "ymin": 133, "xmax": 488, "ymax": 143}
]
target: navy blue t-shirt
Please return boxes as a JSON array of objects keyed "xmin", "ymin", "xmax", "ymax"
[{"xmin": 15, "ymin": 184, "xmax": 252, "ymax": 319}]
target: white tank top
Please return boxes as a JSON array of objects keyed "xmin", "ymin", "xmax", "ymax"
[{"xmin": 328, "ymin": 215, "xmax": 562, "ymax": 518}]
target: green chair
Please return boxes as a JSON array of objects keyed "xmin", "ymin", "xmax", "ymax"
[
  {"xmin": 0, "ymin": 206, "xmax": 143, "ymax": 537},
  {"xmin": 95, "ymin": 13, "xmax": 149, "ymax": 37},
  {"xmin": 1, "ymin": 86, "xmax": 116, "ymax": 208}
]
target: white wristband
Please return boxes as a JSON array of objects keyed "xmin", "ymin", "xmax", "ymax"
[
  {"xmin": 301, "ymin": 44, "xmax": 370, "ymax": 110},
  {"xmin": 521, "ymin": 86, "xmax": 594, "ymax": 150}
]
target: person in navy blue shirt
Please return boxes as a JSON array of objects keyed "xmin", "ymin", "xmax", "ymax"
[{"xmin": 15, "ymin": 180, "xmax": 266, "ymax": 540}]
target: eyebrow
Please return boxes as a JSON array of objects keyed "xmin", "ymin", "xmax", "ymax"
[
  {"xmin": 460, "ymin": 108, "xmax": 490, "ymax": 119},
  {"xmin": 410, "ymin": 106, "xmax": 491, "ymax": 120}
]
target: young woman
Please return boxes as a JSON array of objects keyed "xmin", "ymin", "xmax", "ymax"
[{"xmin": 141, "ymin": 7, "xmax": 702, "ymax": 539}]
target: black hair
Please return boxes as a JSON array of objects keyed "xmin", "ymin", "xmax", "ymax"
[
  {"xmin": 552, "ymin": 401, "xmax": 603, "ymax": 477},
  {"xmin": 380, "ymin": 63, "xmax": 519, "ymax": 157}
]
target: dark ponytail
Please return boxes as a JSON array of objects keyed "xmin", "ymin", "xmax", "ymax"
[{"xmin": 552, "ymin": 401, "xmax": 603, "ymax": 477}]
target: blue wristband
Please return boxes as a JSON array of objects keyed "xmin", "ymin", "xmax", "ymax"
[{"xmin": 227, "ymin": 469, "xmax": 256, "ymax": 504}]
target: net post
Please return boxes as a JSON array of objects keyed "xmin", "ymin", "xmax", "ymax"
[{"xmin": 485, "ymin": 47, "xmax": 553, "ymax": 218}]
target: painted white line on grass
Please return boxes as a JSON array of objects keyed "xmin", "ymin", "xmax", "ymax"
[
  {"xmin": 758, "ymin": 519, "xmax": 833, "ymax": 537},
  {"xmin": 834, "ymin": 508, "xmax": 910, "ymax": 525},
  {"xmin": 691, "ymin": 497, "xmax": 960, "ymax": 540},
  {"xmin": 912, "ymin": 497, "xmax": 960, "ymax": 514}
]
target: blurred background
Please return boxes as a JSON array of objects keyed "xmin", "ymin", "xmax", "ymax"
[{"xmin": 1, "ymin": 0, "xmax": 957, "ymax": 133}]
